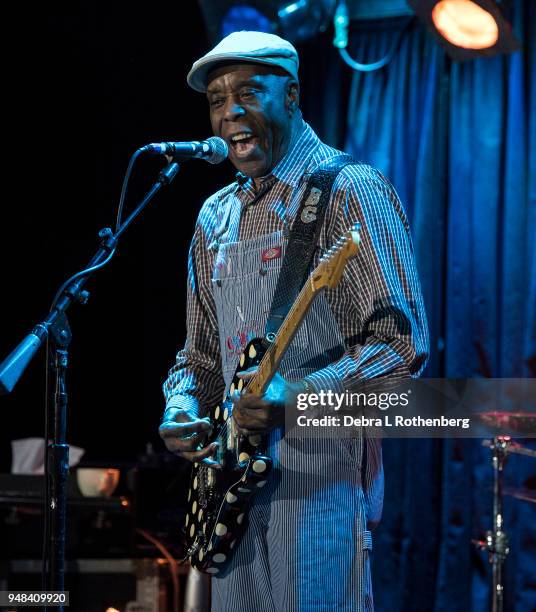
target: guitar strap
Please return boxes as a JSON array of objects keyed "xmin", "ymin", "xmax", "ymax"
[{"xmin": 265, "ymin": 154, "xmax": 357, "ymax": 339}]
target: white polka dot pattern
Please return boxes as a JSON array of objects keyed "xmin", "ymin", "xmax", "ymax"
[
  {"xmin": 215, "ymin": 523, "xmax": 227, "ymax": 536},
  {"xmin": 180, "ymin": 345, "xmax": 277, "ymax": 574},
  {"xmin": 252, "ymin": 460, "xmax": 267, "ymax": 473}
]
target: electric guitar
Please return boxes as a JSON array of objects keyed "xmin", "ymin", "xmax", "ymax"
[{"xmin": 183, "ymin": 224, "xmax": 360, "ymax": 574}]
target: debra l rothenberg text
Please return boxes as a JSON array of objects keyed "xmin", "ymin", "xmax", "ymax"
[{"xmin": 297, "ymin": 414, "xmax": 471, "ymax": 429}]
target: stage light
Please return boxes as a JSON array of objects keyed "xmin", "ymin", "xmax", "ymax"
[
  {"xmin": 432, "ymin": 0, "xmax": 498, "ymax": 48},
  {"xmin": 408, "ymin": 0, "xmax": 521, "ymax": 60},
  {"xmin": 278, "ymin": 0, "xmax": 336, "ymax": 42},
  {"xmin": 198, "ymin": 0, "xmax": 336, "ymax": 44}
]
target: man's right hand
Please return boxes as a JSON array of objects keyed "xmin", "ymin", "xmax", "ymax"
[{"xmin": 159, "ymin": 407, "xmax": 221, "ymax": 468}]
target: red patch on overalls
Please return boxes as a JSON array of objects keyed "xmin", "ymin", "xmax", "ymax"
[{"xmin": 261, "ymin": 246, "xmax": 282, "ymax": 262}]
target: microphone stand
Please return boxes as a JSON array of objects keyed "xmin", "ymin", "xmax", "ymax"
[{"xmin": 0, "ymin": 160, "xmax": 180, "ymax": 608}]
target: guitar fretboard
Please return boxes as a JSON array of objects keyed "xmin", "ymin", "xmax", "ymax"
[
  {"xmin": 246, "ymin": 276, "xmax": 320, "ymax": 396},
  {"xmin": 244, "ymin": 227, "xmax": 359, "ymax": 397}
]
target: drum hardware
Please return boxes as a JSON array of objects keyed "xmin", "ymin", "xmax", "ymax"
[
  {"xmin": 482, "ymin": 437, "xmax": 536, "ymax": 458},
  {"xmin": 475, "ymin": 411, "xmax": 536, "ymax": 435},
  {"xmin": 503, "ymin": 486, "xmax": 536, "ymax": 504},
  {"xmin": 473, "ymin": 434, "xmax": 536, "ymax": 612}
]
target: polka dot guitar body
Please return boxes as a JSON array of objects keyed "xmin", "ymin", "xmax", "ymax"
[
  {"xmin": 183, "ymin": 337, "xmax": 272, "ymax": 575},
  {"xmin": 182, "ymin": 226, "xmax": 361, "ymax": 575}
]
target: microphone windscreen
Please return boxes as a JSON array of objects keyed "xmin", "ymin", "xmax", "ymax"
[{"xmin": 206, "ymin": 136, "xmax": 228, "ymax": 164}]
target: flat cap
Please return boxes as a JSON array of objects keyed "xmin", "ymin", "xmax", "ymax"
[{"xmin": 187, "ymin": 31, "xmax": 299, "ymax": 93}]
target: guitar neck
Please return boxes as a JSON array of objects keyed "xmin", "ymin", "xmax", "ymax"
[
  {"xmin": 247, "ymin": 278, "xmax": 318, "ymax": 396},
  {"xmin": 244, "ymin": 226, "xmax": 360, "ymax": 397}
]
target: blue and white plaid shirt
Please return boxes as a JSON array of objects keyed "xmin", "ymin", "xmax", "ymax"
[{"xmin": 164, "ymin": 120, "xmax": 429, "ymax": 414}]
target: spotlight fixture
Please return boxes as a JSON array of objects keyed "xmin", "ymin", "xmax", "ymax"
[
  {"xmin": 408, "ymin": 0, "xmax": 521, "ymax": 60},
  {"xmin": 197, "ymin": 0, "xmax": 336, "ymax": 45},
  {"xmin": 277, "ymin": 0, "xmax": 337, "ymax": 42}
]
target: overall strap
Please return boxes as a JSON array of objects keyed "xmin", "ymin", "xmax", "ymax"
[{"xmin": 265, "ymin": 154, "xmax": 356, "ymax": 338}]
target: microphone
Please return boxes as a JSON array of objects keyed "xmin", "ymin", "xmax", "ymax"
[{"xmin": 141, "ymin": 136, "xmax": 228, "ymax": 164}]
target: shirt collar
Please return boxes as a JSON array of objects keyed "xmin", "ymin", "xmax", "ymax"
[{"xmin": 234, "ymin": 120, "xmax": 320, "ymax": 193}]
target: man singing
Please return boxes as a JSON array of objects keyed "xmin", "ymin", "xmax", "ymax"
[{"xmin": 159, "ymin": 31, "xmax": 429, "ymax": 611}]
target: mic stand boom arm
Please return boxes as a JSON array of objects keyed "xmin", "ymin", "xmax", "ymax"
[
  {"xmin": 0, "ymin": 160, "xmax": 180, "ymax": 604},
  {"xmin": 0, "ymin": 160, "xmax": 179, "ymax": 393}
]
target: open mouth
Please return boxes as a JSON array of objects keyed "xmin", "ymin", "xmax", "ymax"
[{"xmin": 228, "ymin": 132, "xmax": 260, "ymax": 159}]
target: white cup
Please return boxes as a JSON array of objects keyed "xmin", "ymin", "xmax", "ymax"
[{"xmin": 76, "ymin": 468, "xmax": 120, "ymax": 497}]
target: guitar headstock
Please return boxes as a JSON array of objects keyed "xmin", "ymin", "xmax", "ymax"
[{"xmin": 311, "ymin": 223, "xmax": 360, "ymax": 291}]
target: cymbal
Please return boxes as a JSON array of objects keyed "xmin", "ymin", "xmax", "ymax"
[
  {"xmin": 475, "ymin": 411, "xmax": 536, "ymax": 433},
  {"xmin": 504, "ymin": 487, "xmax": 536, "ymax": 505},
  {"xmin": 481, "ymin": 438, "xmax": 536, "ymax": 458}
]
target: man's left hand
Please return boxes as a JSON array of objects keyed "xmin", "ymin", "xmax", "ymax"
[{"xmin": 232, "ymin": 369, "xmax": 302, "ymax": 435}]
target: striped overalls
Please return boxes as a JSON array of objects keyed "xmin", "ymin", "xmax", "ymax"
[{"xmin": 210, "ymin": 227, "xmax": 374, "ymax": 612}]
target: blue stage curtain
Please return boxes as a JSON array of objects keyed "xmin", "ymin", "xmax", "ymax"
[{"xmin": 337, "ymin": 1, "xmax": 535, "ymax": 610}]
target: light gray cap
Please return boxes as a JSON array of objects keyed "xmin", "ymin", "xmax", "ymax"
[{"xmin": 187, "ymin": 31, "xmax": 299, "ymax": 93}]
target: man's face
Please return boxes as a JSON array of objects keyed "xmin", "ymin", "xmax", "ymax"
[{"xmin": 206, "ymin": 63, "xmax": 297, "ymax": 178}]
